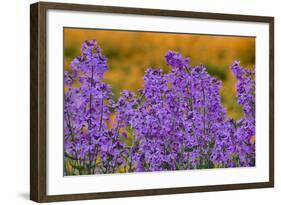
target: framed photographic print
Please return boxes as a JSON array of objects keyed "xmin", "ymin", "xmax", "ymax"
[{"xmin": 30, "ymin": 1, "xmax": 274, "ymax": 202}]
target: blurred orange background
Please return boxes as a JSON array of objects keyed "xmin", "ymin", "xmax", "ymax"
[{"xmin": 64, "ymin": 28, "xmax": 255, "ymax": 120}]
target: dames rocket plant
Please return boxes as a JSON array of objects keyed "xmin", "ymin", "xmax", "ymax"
[{"xmin": 64, "ymin": 39, "xmax": 255, "ymax": 175}]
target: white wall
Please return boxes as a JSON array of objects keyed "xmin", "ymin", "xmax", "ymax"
[{"xmin": 0, "ymin": 0, "xmax": 279, "ymax": 204}]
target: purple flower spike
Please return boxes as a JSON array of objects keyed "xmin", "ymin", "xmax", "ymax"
[{"xmin": 64, "ymin": 40, "xmax": 256, "ymax": 176}]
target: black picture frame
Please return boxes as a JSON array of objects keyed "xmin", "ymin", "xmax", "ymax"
[{"xmin": 30, "ymin": 1, "xmax": 274, "ymax": 202}]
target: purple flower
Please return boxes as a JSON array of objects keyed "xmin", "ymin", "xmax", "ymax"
[{"xmin": 64, "ymin": 40, "xmax": 256, "ymax": 175}]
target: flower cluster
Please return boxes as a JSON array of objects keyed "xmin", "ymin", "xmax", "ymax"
[{"xmin": 64, "ymin": 40, "xmax": 255, "ymax": 175}]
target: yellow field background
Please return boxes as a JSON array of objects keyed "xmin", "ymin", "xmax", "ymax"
[{"xmin": 64, "ymin": 28, "xmax": 255, "ymax": 120}]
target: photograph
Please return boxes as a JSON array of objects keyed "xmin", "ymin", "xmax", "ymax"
[
  {"xmin": 63, "ymin": 28, "xmax": 256, "ymax": 176},
  {"xmin": 29, "ymin": 2, "xmax": 274, "ymax": 202}
]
